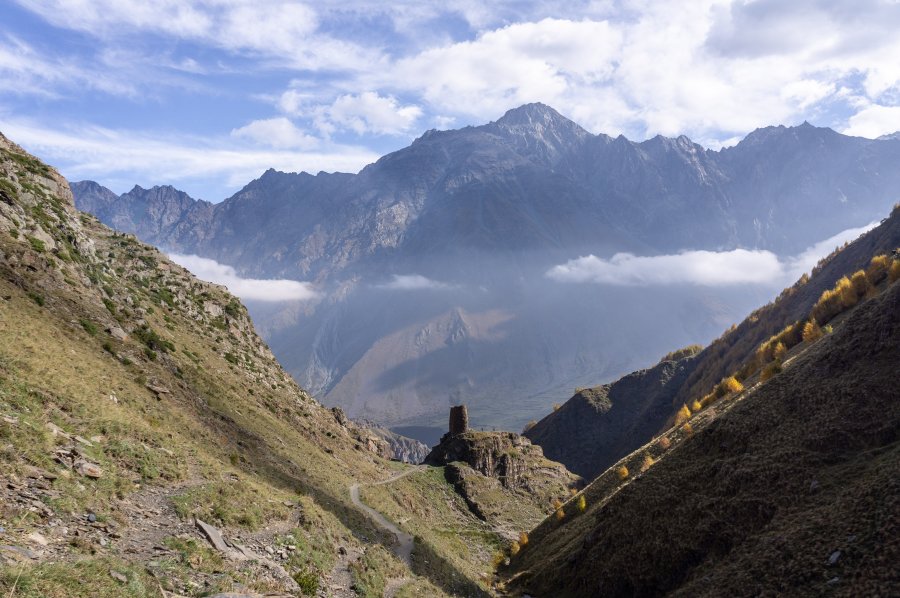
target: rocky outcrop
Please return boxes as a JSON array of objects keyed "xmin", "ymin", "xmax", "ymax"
[{"xmin": 353, "ymin": 419, "xmax": 429, "ymax": 463}]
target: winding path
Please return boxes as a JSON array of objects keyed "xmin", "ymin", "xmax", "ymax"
[{"xmin": 349, "ymin": 465, "xmax": 423, "ymax": 566}]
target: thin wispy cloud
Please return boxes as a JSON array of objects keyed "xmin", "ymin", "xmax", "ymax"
[
  {"xmin": 168, "ymin": 253, "xmax": 318, "ymax": 302},
  {"xmin": 548, "ymin": 223, "xmax": 879, "ymax": 287},
  {"xmin": 1, "ymin": 119, "xmax": 379, "ymax": 199}
]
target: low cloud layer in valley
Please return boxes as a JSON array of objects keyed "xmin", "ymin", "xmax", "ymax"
[
  {"xmin": 168, "ymin": 253, "xmax": 318, "ymax": 302},
  {"xmin": 547, "ymin": 223, "xmax": 878, "ymax": 287}
]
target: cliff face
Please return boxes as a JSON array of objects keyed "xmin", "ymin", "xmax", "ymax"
[{"xmin": 525, "ymin": 351, "xmax": 699, "ymax": 479}]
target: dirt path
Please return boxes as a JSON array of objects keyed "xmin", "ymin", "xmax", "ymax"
[{"xmin": 349, "ymin": 466, "xmax": 423, "ymax": 566}]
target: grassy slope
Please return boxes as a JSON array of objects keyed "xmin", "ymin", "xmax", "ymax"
[
  {"xmin": 0, "ymin": 133, "xmax": 478, "ymax": 596},
  {"xmin": 503, "ymin": 251, "xmax": 900, "ymax": 596}
]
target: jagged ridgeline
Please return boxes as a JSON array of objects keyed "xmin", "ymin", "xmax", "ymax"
[
  {"xmin": 498, "ymin": 207, "xmax": 900, "ymax": 597},
  {"xmin": 0, "ymin": 132, "xmax": 528, "ymax": 597}
]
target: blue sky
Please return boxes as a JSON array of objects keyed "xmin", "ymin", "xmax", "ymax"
[{"xmin": 1, "ymin": 0, "xmax": 899, "ymax": 202}]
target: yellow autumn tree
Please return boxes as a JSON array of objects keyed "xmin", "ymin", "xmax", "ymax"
[
  {"xmin": 640, "ymin": 453, "xmax": 655, "ymax": 472},
  {"xmin": 675, "ymin": 404, "xmax": 692, "ymax": 425},
  {"xmin": 802, "ymin": 319, "xmax": 823, "ymax": 343},
  {"xmin": 866, "ymin": 255, "xmax": 890, "ymax": 285},
  {"xmin": 772, "ymin": 341, "xmax": 787, "ymax": 362},
  {"xmin": 890, "ymin": 260, "xmax": 900, "ymax": 284},
  {"xmin": 850, "ymin": 270, "xmax": 870, "ymax": 297},
  {"xmin": 519, "ymin": 532, "xmax": 529, "ymax": 546},
  {"xmin": 616, "ymin": 465, "xmax": 629, "ymax": 480},
  {"xmin": 577, "ymin": 494, "xmax": 587, "ymax": 512},
  {"xmin": 691, "ymin": 399, "xmax": 702, "ymax": 413},
  {"xmin": 510, "ymin": 541, "xmax": 521, "ymax": 556}
]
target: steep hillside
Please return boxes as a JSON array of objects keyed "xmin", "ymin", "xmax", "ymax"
[
  {"xmin": 70, "ymin": 104, "xmax": 900, "ymax": 436},
  {"xmin": 524, "ymin": 346, "xmax": 700, "ymax": 479},
  {"xmin": 671, "ymin": 203, "xmax": 900, "ymax": 408},
  {"xmin": 501, "ymin": 237, "xmax": 900, "ymax": 597},
  {"xmin": 0, "ymin": 132, "xmax": 513, "ymax": 597}
]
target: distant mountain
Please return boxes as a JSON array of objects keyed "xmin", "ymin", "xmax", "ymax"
[{"xmin": 72, "ymin": 104, "xmax": 900, "ymax": 437}]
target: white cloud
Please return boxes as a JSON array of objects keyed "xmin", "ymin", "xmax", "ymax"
[
  {"xmin": 843, "ymin": 104, "xmax": 900, "ymax": 138},
  {"xmin": 168, "ymin": 253, "xmax": 318, "ymax": 302},
  {"xmin": 231, "ymin": 117, "xmax": 319, "ymax": 149},
  {"xmin": 13, "ymin": 0, "xmax": 380, "ymax": 71},
  {"xmin": 376, "ymin": 274, "xmax": 452, "ymax": 291},
  {"xmin": 1, "ymin": 119, "xmax": 379, "ymax": 198},
  {"xmin": 547, "ymin": 224, "xmax": 878, "ymax": 287},
  {"xmin": 322, "ymin": 92, "xmax": 422, "ymax": 136},
  {"xmin": 547, "ymin": 249, "xmax": 784, "ymax": 286},
  {"xmin": 0, "ymin": 35, "xmax": 138, "ymax": 97}
]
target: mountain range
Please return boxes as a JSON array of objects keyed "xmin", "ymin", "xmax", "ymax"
[
  {"xmin": 2, "ymin": 118, "xmax": 898, "ymax": 597},
  {"xmin": 72, "ymin": 103, "xmax": 900, "ymax": 438}
]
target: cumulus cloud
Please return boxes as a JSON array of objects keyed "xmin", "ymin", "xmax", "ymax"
[
  {"xmin": 376, "ymin": 274, "xmax": 452, "ymax": 291},
  {"xmin": 322, "ymin": 92, "xmax": 423, "ymax": 136},
  {"xmin": 843, "ymin": 105, "xmax": 900, "ymax": 139},
  {"xmin": 168, "ymin": 253, "xmax": 318, "ymax": 302},
  {"xmin": 547, "ymin": 223, "xmax": 878, "ymax": 287},
  {"xmin": 230, "ymin": 117, "xmax": 319, "ymax": 150}
]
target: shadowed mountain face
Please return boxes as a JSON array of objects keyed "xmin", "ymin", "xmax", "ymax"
[{"xmin": 72, "ymin": 104, "xmax": 900, "ymax": 437}]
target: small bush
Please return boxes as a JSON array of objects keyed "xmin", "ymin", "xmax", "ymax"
[
  {"xmin": 683, "ymin": 422, "xmax": 694, "ymax": 435},
  {"xmin": 79, "ymin": 319, "xmax": 98, "ymax": 336},
  {"xmin": 27, "ymin": 235, "xmax": 46, "ymax": 252},
  {"xmin": 675, "ymin": 404, "xmax": 692, "ymax": 425},
  {"xmin": 522, "ymin": 420, "xmax": 537, "ymax": 433},
  {"xmin": 616, "ymin": 466, "xmax": 629, "ymax": 480},
  {"xmin": 555, "ymin": 508, "xmax": 565, "ymax": 521},
  {"xmin": 519, "ymin": 532, "xmax": 529, "ymax": 546},
  {"xmin": 293, "ymin": 570, "xmax": 319, "ymax": 596},
  {"xmin": 658, "ymin": 436, "xmax": 671, "ymax": 450},
  {"xmin": 28, "ymin": 292, "xmax": 45, "ymax": 306},
  {"xmin": 640, "ymin": 454, "xmax": 655, "ymax": 472},
  {"xmin": 576, "ymin": 494, "xmax": 587, "ymax": 512},
  {"xmin": 509, "ymin": 541, "xmax": 521, "ymax": 556},
  {"xmin": 552, "ymin": 403, "xmax": 562, "ymax": 412}
]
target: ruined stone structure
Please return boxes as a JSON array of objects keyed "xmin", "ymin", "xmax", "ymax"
[{"xmin": 449, "ymin": 405, "xmax": 469, "ymax": 436}]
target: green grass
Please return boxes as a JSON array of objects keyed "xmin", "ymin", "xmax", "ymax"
[{"xmin": 0, "ymin": 557, "xmax": 156, "ymax": 597}]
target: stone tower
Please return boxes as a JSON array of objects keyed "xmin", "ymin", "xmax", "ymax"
[{"xmin": 449, "ymin": 405, "xmax": 469, "ymax": 436}]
